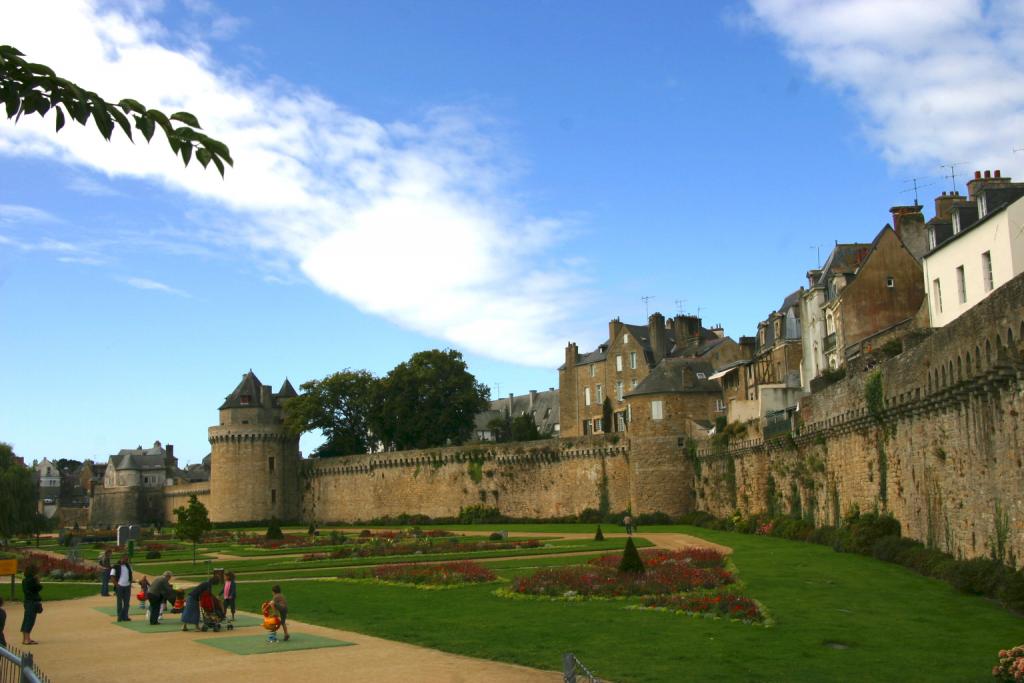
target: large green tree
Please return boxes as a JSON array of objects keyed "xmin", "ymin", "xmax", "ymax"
[
  {"xmin": 0, "ymin": 442, "xmax": 37, "ymax": 544},
  {"xmin": 371, "ymin": 349, "xmax": 490, "ymax": 451},
  {"xmin": 284, "ymin": 370, "xmax": 378, "ymax": 457},
  {"xmin": 1, "ymin": 45, "xmax": 232, "ymax": 175},
  {"xmin": 173, "ymin": 494, "xmax": 212, "ymax": 564}
]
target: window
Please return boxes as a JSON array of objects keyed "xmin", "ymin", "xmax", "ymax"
[
  {"xmin": 956, "ymin": 266, "xmax": 966, "ymax": 304},
  {"xmin": 589, "ymin": 364, "xmax": 596, "ymax": 378},
  {"xmin": 240, "ymin": 394, "xmax": 251, "ymax": 405},
  {"xmin": 596, "ymin": 384, "xmax": 603, "ymax": 403},
  {"xmin": 594, "ymin": 417, "xmax": 602, "ymax": 432},
  {"xmin": 626, "ymin": 404, "xmax": 632, "ymax": 423},
  {"xmin": 584, "ymin": 387, "xmax": 591, "ymax": 406},
  {"xmin": 615, "ymin": 354, "xmax": 623, "ymax": 372},
  {"xmin": 825, "ymin": 311, "xmax": 835, "ymax": 335},
  {"xmin": 928, "ymin": 227, "xmax": 937, "ymax": 250},
  {"xmin": 715, "ymin": 399, "xmax": 726, "ymax": 412},
  {"xmin": 982, "ymin": 251, "xmax": 993, "ymax": 292},
  {"xmin": 582, "ymin": 419, "xmax": 591, "ymax": 435},
  {"xmin": 616, "ymin": 413, "xmax": 626, "ymax": 431},
  {"xmin": 886, "ymin": 276, "xmax": 895, "ymax": 288},
  {"xmin": 933, "ymin": 278, "xmax": 943, "ymax": 313},
  {"xmin": 269, "ymin": 456, "xmax": 275, "ymax": 473},
  {"xmin": 952, "ymin": 211, "xmax": 962, "ymax": 234},
  {"xmin": 271, "ymin": 489, "xmax": 276, "ymax": 504},
  {"xmin": 696, "ymin": 372, "xmax": 707, "ymax": 380},
  {"xmin": 629, "ymin": 351, "xmax": 637, "ymax": 369},
  {"xmin": 623, "ymin": 333, "xmax": 629, "ymax": 344},
  {"xmin": 651, "ymin": 400, "xmax": 663, "ymax": 420},
  {"xmin": 615, "ymin": 380, "xmax": 623, "ymax": 401},
  {"xmin": 774, "ymin": 320, "xmax": 781, "ymax": 337},
  {"xmin": 978, "ymin": 194, "xmax": 988, "ymax": 218},
  {"xmin": 632, "ymin": 378, "xmax": 638, "ymax": 388}
]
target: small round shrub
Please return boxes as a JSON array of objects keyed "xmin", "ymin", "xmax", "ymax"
[
  {"xmin": 488, "ymin": 532, "xmax": 503, "ymax": 541},
  {"xmin": 146, "ymin": 550, "xmax": 161, "ymax": 559}
]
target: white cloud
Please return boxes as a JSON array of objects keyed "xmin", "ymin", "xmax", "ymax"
[
  {"xmin": 0, "ymin": 204, "xmax": 60, "ymax": 225},
  {"xmin": 747, "ymin": 0, "xmax": 1024, "ymax": 173},
  {"xmin": 0, "ymin": 1, "xmax": 587, "ymax": 366},
  {"xmin": 119, "ymin": 275, "xmax": 189, "ymax": 296},
  {"xmin": 68, "ymin": 175, "xmax": 123, "ymax": 196}
]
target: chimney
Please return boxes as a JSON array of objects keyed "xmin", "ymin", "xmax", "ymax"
[
  {"xmin": 166, "ymin": 444, "xmax": 177, "ymax": 471},
  {"xmin": 739, "ymin": 336, "xmax": 756, "ymax": 360},
  {"xmin": 710, "ymin": 325, "xmax": 725, "ymax": 339},
  {"xmin": 889, "ymin": 204, "xmax": 928, "ymax": 262},
  {"xmin": 933, "ymin": 191, "xmax": 966, "ymax": 220},
  {"xmin": 261, "ymin": 384, "xmax": 272, "ymax": 407},
  {"xmin": 507, "ymin": 393, "xmax": 514, "ymax": 417},
  {"xmin": 565, "ymin": 342, "xmax": 578, "ymax": 369},
  {"xmin": 806, "ymin": 269, "xmax": 822, "ymax": 288},
  {"xmin": 529, "ymin": 390, "xmax": 537, "ymax": 410},
  {"xmin": 967, "ymin": 169, "xmax": 1013, "ymax": 199},
  {"xmin": 648, "ymin": 312, "xmax": 668, "ymax": 363}
]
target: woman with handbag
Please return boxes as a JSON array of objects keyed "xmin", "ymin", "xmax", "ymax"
[{"xmin": 21, "ymin": 564, "xmax": 43, "ymax": 645}]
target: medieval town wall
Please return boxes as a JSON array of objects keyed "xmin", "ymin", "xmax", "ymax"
[
  {"xmin": 301, "ymin": 435, "xmax": 635, "ymax": 523},
  {"xmin": 90, "ymin": 488, "xmax": 167, "ymax": 527},
  {"xmin": 163, "ymin": 482, "xmax": 212, "ymax": 522},
  {"xmin": 695, "ymin": 273, "xmax": 1024, "ymax": 563}
]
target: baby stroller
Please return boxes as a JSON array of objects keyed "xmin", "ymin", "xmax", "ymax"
[
  {"xmin": 199, "ymin": 591, "xmax": 233, "ymax": 632},
  {"xmin": 171, "ymin": 590, "xmax": 185, "ymax": 614},
  {"xmin": 261, "ymin": 600, "xmax": 281, "ymax": 643}
]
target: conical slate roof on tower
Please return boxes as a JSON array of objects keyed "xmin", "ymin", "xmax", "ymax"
[
  {"xmin": 276, "ymin": 378, "xmax": 298, "ymax": 399},
  {"xmin": 219, "ymin": 370, "xmax": 264, "ymax": 409}
]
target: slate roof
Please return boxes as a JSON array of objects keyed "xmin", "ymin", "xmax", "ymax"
[
  {"xmin": 625, "ymin": 358, "xmax": 721, "ymax": 397},
  {"xmin": 220, "ymin": 370, "xmax": 264, "ymax": 409},
  {"xmin": 570, "ymin": 319, "xmax": 727, "ymax": 369},
  {"xmin": 779, "ymin": 289, "xmax": 802, "ymax": 315},
  {"xmin": 926, "ymin": 191, "xmax": 1024, "ymax": 256},
  {"xmin": 484, "ymin": 389, "xmax": 561, "ymax": 434},
  {"xmin": 277, "ymin": 378, "xmax": 298, "ymax": 399},
  {"xmin": 814, "ymin": 243, "xmax": 872, "ymax": 287},
  {"xmin": 109, "ymin": 444, "xmax": 166, "ymax": 471}
]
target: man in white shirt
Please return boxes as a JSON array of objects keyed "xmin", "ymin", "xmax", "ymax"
[{"xmin": 110, "ymin": 556, "xmax": 134, "ymax": 622}]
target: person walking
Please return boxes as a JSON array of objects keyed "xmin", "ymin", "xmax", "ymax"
[
  {"xmin": 146, "ymin": 571, "xmax": 175, "ymax": 625},
  {"xmin": 623, "ymin": 514, "xmax": 634, "ymax": 535},
  {"xmin": 111, "ymin": 555, "xmax": 134, "ymax": 621},
  {"xmin": 223, "ymin": 571, "xmax": 237, "ymax": 621},
  {"xmin": 181, "ymin": 574, "xmax": 220, "ymax": 632},
  {"xmin": 271, "ymin": 585, "xmax": 289, "ymax": 641},
  {"xmin": 20, "ymin": 564, "xmax": 42, "ymax": 645}
]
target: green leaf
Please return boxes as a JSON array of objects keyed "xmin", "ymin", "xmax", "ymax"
[
  {"xmin": 212, "ymin": 154, "xmax": 225, "ymax": 177},
  {"xmin": 117, "ymin": 98, "xmax": 145, "ymax": 115},
  {"xmin": 169, "ymin": 111, "xmax": 201, "ymax": 128},
  {"xmin": 55, "ymin": 106, "xmax": 65, "ymax": 132},
  {"xmin": 196, "ymin": 147, "xmax": 212, "ymax": 169},
  {"xmin": 180, "ymin": 142, "xmax": 193, "ymax": 166},
  {"xmin": 135, "ymin": 113, "xmax": 155, "ymax": 142},
  {"xmin": 26, "ymin": 62, "xmax": 56, "ymax": 78},
  {"xmin": 89, "ymin": 94, "xmax": 113, "ymax": 140},
  {"xmin": 4, "ymin": 89, "xmax": 19, "ymax": 118},
  {"xmin": 0, "ymin": 45, "xmax": 26, "ymax": 58},
  {"xmin": 109, "ymin": 107, "xmax": 133, "ymax": 140},
  {"xmin": 146, "ymin": 108, "xmax": 173, "ymax": 138}
]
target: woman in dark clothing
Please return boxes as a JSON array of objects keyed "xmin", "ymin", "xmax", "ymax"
[
  {"xmin": 180, "ymin": 575, "xmax": 219, "ymax": 632},
  {"xmin": 21, "ymin": 564, "xmax": 43, "ymax": 645}
]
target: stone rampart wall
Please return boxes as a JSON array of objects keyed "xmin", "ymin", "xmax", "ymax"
[
  {"xmin": 695, "ymin": 273, "xmax": 1024, "ymax": 564},
  {"xmin": 302, "ymin": 435, "xmax": 634, "ymax": 522},
  {"xmin": 163, "ymin": 482, "xmax": 212, "ymax": 522}
]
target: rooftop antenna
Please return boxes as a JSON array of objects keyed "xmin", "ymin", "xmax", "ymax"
[
  {"xmin": 675, "ymin": 299, "xmax": 686, "ymax": 315},
  {"xmin": 901, "ymin": 177, "xmax": 937, "ymax": 206},
  {"xmin": 940, "ymin": 161, "xmax": 968, "ymax": 194},
  {"xmin": 697, "ymin": 306, "xmax": 704, "ymax": 318},
  {"xmin": 809, "ymin": 245, "xmax": 822, "ymax": 268},
  {"xmin": 641, "ymin": 295, "xmax": 655, "ymax": 317}
]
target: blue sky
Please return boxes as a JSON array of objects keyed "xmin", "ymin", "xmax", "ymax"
[{"xmin": 2, "ymin": 0, "xmax": 1022, "ymax": 464}]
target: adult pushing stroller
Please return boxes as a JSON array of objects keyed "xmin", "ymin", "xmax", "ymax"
[{"xmin": 199, "ymin": 590, "xmax": 233, "ymax": 632}]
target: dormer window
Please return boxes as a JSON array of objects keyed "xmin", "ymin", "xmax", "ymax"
[
  {"xmin": 240, "ymin": 394, "xmax": 251, "ymax": 405},
  {"xmin": 886, "ymin": 277, "xmax": 895, "ymax": 288},
  {"xmin": 978, "ymin": 194, "xmax": 987, "ymax": 219},
  {"xmin": 623, "ymin": 333, "xmax": 629, "ymax": 344},
  {"xmin": 696, "ymin": 372, "xmax": 707, "ymax": 380},
  {"xmin": 952, "ymin": 211, "xmax": 962, "ymax": 235}
]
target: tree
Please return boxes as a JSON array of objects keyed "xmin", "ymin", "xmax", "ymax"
[
  {"xmin": 510, "ymin": 413, "xmax": 542, "ymax": 442},
  {"xmin": 173, "ymin": 494, "xmax": 211, "ymax": 564},
  {"xmin": 265, "ymin": 517, "xmax": 284, "ymax": 540},
  {"xmin": 618, "ymin": 536, "xmax": 645, "ymax": 574},
  {"xmin": 0, "ymin": 442, "xmax": 37, "ymax": 545},
  {"xmin": 602, "ymin": 397, "xmax": 614, "ymax": 434},
  {"xmin": 283, "ymin": 370, "xmax": 378, "ymax": 457},
  {"xmin": 1, "ymin": 45, "xmax": 232, "ymax": 175},
  {"xmin": 371, "ymin": 349, "xmax": 490, "ymax": 451}
]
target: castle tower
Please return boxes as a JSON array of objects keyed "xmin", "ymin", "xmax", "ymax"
[{"xmin": 208, "ymin": 371, "xmax": 301, "ymax": 523}]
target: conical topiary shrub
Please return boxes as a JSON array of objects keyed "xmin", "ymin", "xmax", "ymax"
[
  {"xmin": 266, "ymin": 517, "xmax": 284, "ymax": 540},
  {"xmin": 594, "ymin": 525, "xmax": 605, "ymax": 541},
  {"xmin": 618, "ymin": 536, "xmax": 645, "ymax": 574}
]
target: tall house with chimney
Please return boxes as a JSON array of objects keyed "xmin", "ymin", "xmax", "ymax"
[
  {"xmin": 923, "ymin": 169, "xmax": 1024, "ymax": 327},
  {"xmin": 559, "ymin": 313, "xmax": 747, "ymax": 437}
]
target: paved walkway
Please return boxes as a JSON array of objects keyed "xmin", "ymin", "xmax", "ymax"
[{"xmin": 6, "ymin": 532, "xmax": 728, "ymax": 682}]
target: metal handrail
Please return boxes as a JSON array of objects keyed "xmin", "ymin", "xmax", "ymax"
[
  {"xmin": 0, "ymin": 644, "xmax": 49, "ymax": 683},
  {"xmin": 563, "ymin": 652, "xmax": 600, "ymax": 683}
]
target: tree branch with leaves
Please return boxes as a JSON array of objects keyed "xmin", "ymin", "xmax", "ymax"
[{"xmin": 1, "ymin": 45, "xmax": 233, "ymax": 175}]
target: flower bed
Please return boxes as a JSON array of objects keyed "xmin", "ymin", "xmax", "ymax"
[
  {"xmin": 993, "ymin": 644, "xmax": 1024, "ymax": 681},
  {"xmin": 367, "ymin": 561, "xmax": 497, "ymax": 586},
  {"xmin": 641, "ymin": 592, "xmax": 764, "ymax": 622},
  {"xmin": 300, "ymin": 538, "xmax": 541, "ymax": 562},
  {"xmin": 510, "ymin": 549, "xmax": 733, "ymax": 599},
  {"xmin": 15, "ymin": 550, "xmax": 96, "ymax": 580}
]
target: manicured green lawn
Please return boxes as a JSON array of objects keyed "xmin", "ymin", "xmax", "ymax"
[
  {"xmin": 4, "ymin": 582, "xmax": 99, "ymax": 602},
  {"xmin": 230, "ymin": 526, "xmax": 1024, "ymax": 683}
]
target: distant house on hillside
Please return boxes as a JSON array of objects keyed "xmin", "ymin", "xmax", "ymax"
[{"xmin": 475, "ymin": 389, "xmax": 559, "ymax": 441}]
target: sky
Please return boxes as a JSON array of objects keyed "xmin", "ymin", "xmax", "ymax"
[{"xmin": 2, "ymin": 0, "xmax": 1023, "ymax": 465}]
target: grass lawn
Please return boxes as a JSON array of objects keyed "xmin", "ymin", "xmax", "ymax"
[
  {"xmin": 4, "ymin": 582, "xmax": 99, "ymax": 602},
  {"xmin": 230, "ymin": 525, "xmax": 1024, "ymax": 682}
]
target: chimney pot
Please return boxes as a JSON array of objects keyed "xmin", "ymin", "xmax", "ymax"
[
  {"xmin": 975, "ymin": 170, "xmax": 982, "ymax": 179},
  {"xmin": 984, "ymin": 170, "xmax": 991, "ymax": 179},
  {"xmin": 995, "ymin": 169, "xmax": 1001, "ymax": 178}
]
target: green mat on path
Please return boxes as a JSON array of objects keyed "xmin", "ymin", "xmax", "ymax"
[
  {"xmin": 195, "ymin": 633, "xmax": 355, "ymax": 655},
  {"xmin": 93, "ymin": 607, "xmax": 261, "ymax": 632}
]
